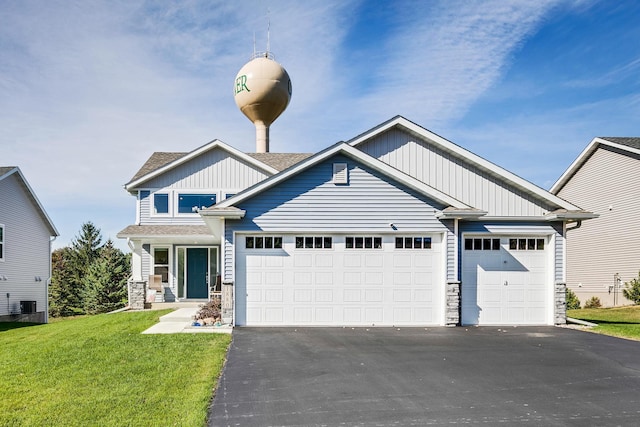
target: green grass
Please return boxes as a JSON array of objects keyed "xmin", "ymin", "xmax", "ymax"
[
  {"xmin": 568, "ymin": 305, "xmax": 640, "ymax": 341},
  {"xmin": 0, "ymin": 310, "xmax": 231, "ymax": 426}
]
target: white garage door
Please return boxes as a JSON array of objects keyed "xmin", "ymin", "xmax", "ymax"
[
  {"xmin": 461, "ymin": 236, "xmax": 551, "ymax": 325},
  {"xmin": 235, "ymin": 234, "xmax": 443, "ymax": 326}
]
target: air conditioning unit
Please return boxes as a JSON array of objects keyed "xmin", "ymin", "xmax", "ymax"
[{"xmin": 20, "ymin": 301, "xmax": 37, "ymax": 314}]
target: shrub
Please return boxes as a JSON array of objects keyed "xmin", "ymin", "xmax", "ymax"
[
  {"xmin": 584, "ymin": 296, "xmax": 602, "ymax": 309},
  {"xmin": 622, "ymin": 272, "xmax": 640, "ymax": 305},
  {"xmin": 566, "ymin": 288, "xmax": 581, "ymax": 310}
]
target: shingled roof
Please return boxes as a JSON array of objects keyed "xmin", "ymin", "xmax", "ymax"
[
  {"xmin": 599, "ymin": 137, "xmax": 640, "ymax": 151},
  {"xmin": 246, "ymin": 153, "xmax": 313, "ymax": 171}
]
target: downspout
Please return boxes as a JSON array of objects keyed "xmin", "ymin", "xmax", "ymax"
[{"xmin": 46, "ymin": 235, "xmax": 57, "ymax": 324}]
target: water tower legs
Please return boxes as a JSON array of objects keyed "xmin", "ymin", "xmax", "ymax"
[{"xmin": 255, "ymin": 121, "xmax": 269, "ymax": 153}]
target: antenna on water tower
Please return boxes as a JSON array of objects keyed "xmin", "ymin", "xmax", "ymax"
[{"xmin": 233, "ymin": 16, "xmax": 292, "ymax": 153}]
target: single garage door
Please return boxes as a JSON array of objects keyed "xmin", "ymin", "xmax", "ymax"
[
  {"xmin": 461, "ymin": 236, "xmax": 551, "ymax": 325},
  {"xmin": 235, "ymin": 234, "xmax": 443, "ymax": 326}
]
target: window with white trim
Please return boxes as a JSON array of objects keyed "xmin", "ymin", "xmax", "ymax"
[
  {"xmin": 245, "ymin": 236, "xmax": 283, "ymax": 249},
  {"xmin": 395, "ymin": 237, "xmax": 432, "ymax": 249},
  {"xmin": 153, "ymin": 193, "xmax": 169, "ymax": 214},
  {"xmin": 153, "ymin": 247, "xmax": 169, "ymax": 284},
  {"xmin": 178, "ymin": 193, "xmax": 216, "ymax": 213},
  {"xmin": 345, "ymin": 236, "xmax": 382, "ymax": 249},
  {"xmin": 464, "ymin": 238, "xmax": 500, "ymax": 251},
  {"xmin": 295, "ymin": 236, "xmax": 333, "ymax": 249},
  {"xmin": 0, "ymin": 224, "xmax": 4, "ymax": 261}
]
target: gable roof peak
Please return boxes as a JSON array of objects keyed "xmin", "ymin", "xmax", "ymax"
[{"xmin": 124, "ymin": 138, "xmax": 280, "ymax": 190}]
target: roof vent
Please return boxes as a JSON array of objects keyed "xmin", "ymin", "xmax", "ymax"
[{"xmin": 332, "ymin": 163, "xmax": 348, "ymax": 184}]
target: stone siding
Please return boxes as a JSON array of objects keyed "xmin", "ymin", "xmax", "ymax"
[
  {"xmin": 555, "ymin": 281, "xmax": 567, "ymax": 325},
  {"xmin": 128, "ymin": 279, "xmax": 146, "ymax": 310},
  {"xmin": 446, "ymin": 280, "xmax": 461, "ymax": 327}
]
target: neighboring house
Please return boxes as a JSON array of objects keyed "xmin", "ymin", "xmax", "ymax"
[
  {"xmin": 551, "ymin": 137, "xmax": 640, "ymax": 307},
  {"xmin": 0, "ymin": 167, "xmax": 59, "ymax": 323},
  {"xmin": 118, "ymin": 116, "xmax": 594, "ymax": 326}
]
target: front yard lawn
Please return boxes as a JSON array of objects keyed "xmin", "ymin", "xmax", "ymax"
[
  {"xmin": 568, "ymin": 305, "xmax": 640, "ymax": 341},
  {"xmin": 0, "ymin": 310, "xmax": 231, "ymax": 426}
]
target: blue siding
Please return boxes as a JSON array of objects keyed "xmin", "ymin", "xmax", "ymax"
[{"xmin": 229, "ymin": 155, "xmax": 449, "ymax": 232}]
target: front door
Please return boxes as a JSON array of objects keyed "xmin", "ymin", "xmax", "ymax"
[{"xmin": 187, "ymin": 248, "xmax": 208, "ymax": 299}]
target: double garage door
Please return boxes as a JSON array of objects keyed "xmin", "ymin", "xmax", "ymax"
[
  {"xmin": 461, "ymin": 236, "xmax": 551, "ymax": 325},
  {"xmin": 235, "ymin": 234, "xmax": 443, "ymax": 326}
]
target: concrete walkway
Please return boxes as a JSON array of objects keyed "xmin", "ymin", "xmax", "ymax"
[{"xmin": 141, "ymin": 307, "xmax": 232, "ymax": 334}]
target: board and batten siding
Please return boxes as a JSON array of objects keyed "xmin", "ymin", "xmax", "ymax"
[
  {"xmin": 136, "ymin": 149, "xmax": 271, "ymax": 225},
  {"xmin": 555, "ymin": 146, "xmax": 640, "ymax": 306},
  {"xmin": 141, "ymin": 149, "xmax": 270, "ymax": 190},
  {"xmin": 0, "ymin": 173, "xmax": 52, "ymax": 317},
  {"xmin": 358, "ymin": 129, "xmax": 556, "ymax": 217}
]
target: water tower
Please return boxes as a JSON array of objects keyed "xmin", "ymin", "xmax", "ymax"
[{"xmin": 234, "ymin": 52, "xmax": 292, "ymax": 153}]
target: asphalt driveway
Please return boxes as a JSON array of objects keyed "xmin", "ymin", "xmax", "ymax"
[{"xmin": 208, "ymin": 327, "xmax": 640, "ymax": 426}]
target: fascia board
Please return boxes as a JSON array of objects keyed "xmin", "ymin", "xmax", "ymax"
[
  {"xmin": 350, "ymin": 116, "xmax": 580, "ymax": 211},
  {"xmin": 550, "ymin": 138, "xmax": 600, "ymax": 194},
  {"xmin": 124, "ymin": 139, "xmax": 279, "ymax": 191},
  {"xmin": 7, "ymin": 167, "xmax": 59, "ymax": 236},
  {"xmin": 551, "ymin": 137, "xmax": 640, "ymax": 194},
  {"xmin": 213, "ymin": 141, "xmax": 471, "ymax": 210}
]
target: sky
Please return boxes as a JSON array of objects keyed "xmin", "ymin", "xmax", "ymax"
[{"xmin": 1, "ymin": 0, "xmax": 639, "ymax": 251}]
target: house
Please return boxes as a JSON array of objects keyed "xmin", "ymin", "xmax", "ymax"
[
  {"xmin": 551, "ymin": 137, "xmax": 640, "ymax": 307},
  {"xmin": 0, "ymin": 167, "xmax": 59, "ymax": 323},
  {"xmin": 118, "ymin": 116, "xmax": 594, "ymax": 326}
]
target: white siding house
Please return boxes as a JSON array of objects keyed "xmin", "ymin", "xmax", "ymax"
[
  {"xmin": 120, "ymin": 116, "xmax": 593, "ymax": 326},
  {"xmin": 551, "ymin": 137, "xmax": 640, "ymax": 307},
  {"xmin": 0, "ymin": 167, "xmax": 59, "ymax": 323}
]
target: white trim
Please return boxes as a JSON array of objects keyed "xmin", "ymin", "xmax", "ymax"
[
  {"xmin": 348, "ymin": 116, "xmax": 581, "ymax": 211},
  {"xmin": 124, "ymin": 139, "xmax": 279, "ymax": 190},
  {"xmin": 150, "ymin": 191, "xmax": 172, "ymax": 217},
  {"xmin": 551, "ymin": 137, "xmax": 640, "ymax": 194},
  {"xmin": 208, "ymin": 142, "xmax": 472, "ymax": 212},
  {"xmin": 175, "ymin": 191, "xmax": 218, "ymax": 215}
]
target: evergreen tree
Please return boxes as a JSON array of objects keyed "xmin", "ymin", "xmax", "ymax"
[
  {"xmin": 49, "ymin": 247, "xmax": 83, "ymax": 317},
  {"xmin": 70, "ymin": 222, "xmax": 104, "ymax": 311},
  {"xmin": 83, "ymin": 240, "xmax": 129, "ymax": 314}
]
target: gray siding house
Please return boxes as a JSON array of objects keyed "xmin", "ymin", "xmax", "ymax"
[
  {"xmin": 119, "ymin": 116, "xmax": 593, "ymax": 326},
  {"xmin": 551, "ymin": 137, "xmax": 640, "ymax": 307},
  {"xmin": 0, "ymin": 167, "xmax": 59, "ymax": 323}
]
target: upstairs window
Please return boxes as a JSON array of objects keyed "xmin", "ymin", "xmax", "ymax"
[
  {"xmin": 0, "ymin": 224, "xmax": 4, "ymax": 261},
  {"xmin": 153, "ymin": 193, "xmax": 169, "ymax": 214},
  {"xmin": 178, "ymin": 194, "xmax": 216, "ymax": 213}
]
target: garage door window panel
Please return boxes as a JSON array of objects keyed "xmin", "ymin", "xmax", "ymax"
[
  {"xmin": 295, "ymin": 236, "xmax": 333, "ymax": 249},
  {"xmin": 245, "ymin": 236, "xmax": 283, "ymax": 249},
  {"xmin": 346, "ymin": 236, "xmax": 382, "ymax": 249},
  {"xmin": 396, "ymin": 237, "xmax": 433, "ymax": 249}
]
